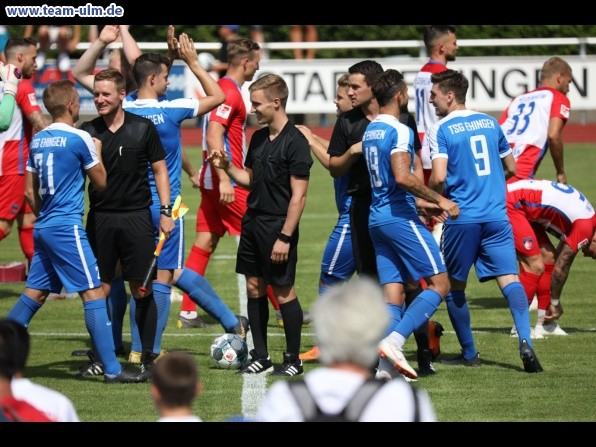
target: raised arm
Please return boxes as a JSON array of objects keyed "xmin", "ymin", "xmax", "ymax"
[
  {"xmin": 118, "ymin": 25, "xmax": 142, "ymax": 66},
  {"xmin": 72, "ymin": 24, "xmax": 120, "ymax": 93},
  {"xmin": 178, "ymin": 32, "xmax": 225, "ymax": 115}
]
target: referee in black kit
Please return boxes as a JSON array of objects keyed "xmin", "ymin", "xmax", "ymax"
[
  {"xmin": 80, "ymin": 68, "xmax": 174, "ymax": 380},
  {"xmin": 208, "ymin": 74, "xmax": 313, "ymax": 377}
]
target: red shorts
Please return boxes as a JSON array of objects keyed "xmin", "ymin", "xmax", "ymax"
[
  {"xmin": 196, "ymin": 186, "xmax": 248, "ymax": 237},
  {"xmin": 0, "ymin": 175, "xmax": 32, "ymax": 221},
  {"xmin": 508, "ymin": 206, "xmax": 550, "ymax": 257}
]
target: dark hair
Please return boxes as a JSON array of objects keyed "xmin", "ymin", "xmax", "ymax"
[
  {"xmin": 423, "ymin": 25, "xmax": 456, "ymax": 53},
  {"xmin": 372, "ymin": 69, "xmax": 406, "ymax": 107},
  {"xmin": 430, "ymin": 69, "xmax": 468, "ymax": 104},
  {"xmin": 0, "ymin": 319, "xmax": 29, "ymax": 380},
  {"xmin": 4, "ymin": 37, "xmax": 36, "ymax": 57},
  {"xmin": 132, "ymin": 52, "xmax": 171, "ymax": 88},
  {"xmin": 348, "ymin": 60, "xmax": 384, "ymax": 87},
  {"xmin": 152, "ymin": 352, "xmax": 198, "ymax": 408}
]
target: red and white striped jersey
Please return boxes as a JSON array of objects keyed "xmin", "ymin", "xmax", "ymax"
[
  {"xmin": 499, "ymin": 87, "xmax": 570, "ymax": 180},
  {"xmin": 0, "ymin": 79, "xmax": 40, "ymax": 176},
  {"xmin": 199, "ymin": 77, "xmax": 247, "ymax": 190},
  {"xmin": 507, "ymin": 179, "xmax": 596, "ymax": 253},
  {"xmin": 414, "ymin": 60, "xmax": 448, "ymax": 170}
]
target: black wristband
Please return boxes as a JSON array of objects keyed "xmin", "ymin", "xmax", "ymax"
[
  {"xmin": 277, "ymin": 232, "xmax": 292, "ymax": 243},
  {"xmin": 160, "ymin": 205, "xmax": 172, "ymax": 217}
]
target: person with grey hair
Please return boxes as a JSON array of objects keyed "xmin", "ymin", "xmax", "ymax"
[{"xmin": 256, "ymin": 278, "xmax": 437, "ymax": 422}]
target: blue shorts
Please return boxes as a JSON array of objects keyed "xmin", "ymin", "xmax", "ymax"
[
  {"xmin": 442, "ymin": 221, "xmax": 518, "ymax": 283},
  {"xmin": 320, "ymin": 213, "xmax": 355, "ymax": 284},
  {"xmin": 370, "ymin": 218, "xmax": 446, "ymax": 286},
  {"xmin": 26, "ymin": 225, "xmax": 101, "ymax": 294},
  {"xmin": 150, "ymin": 204, "xmax": 185, "ymax": 270}
]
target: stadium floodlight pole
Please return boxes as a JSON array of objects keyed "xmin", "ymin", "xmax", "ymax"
[{"xmin": 139, "ymin": 195, "xmax": 189, "ymax": 294}]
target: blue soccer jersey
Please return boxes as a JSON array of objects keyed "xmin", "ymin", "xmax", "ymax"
[
  {"xmin": 362, "ymin": 113, "xmax": 417, "ymax": 227},
  {"xmin": 428, "ymin": 110, "xmax": 512, "ymax": 224},
  {"xmin": 123, "ymin": 94, "xmax": 199, "ymax": 202},
  {"xmin": 27, "ymin": 123, "xmax": 99, "ymax": 228},
  {"xmin": 26, "ymin": 123, "xmax": 102, "ymax": 293}
]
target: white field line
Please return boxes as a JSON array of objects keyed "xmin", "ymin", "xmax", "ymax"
[{"xmin": 233, "ymin": 235, "xmax": 264, "ymax": 420}]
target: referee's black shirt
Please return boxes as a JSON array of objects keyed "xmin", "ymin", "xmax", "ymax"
[
  {"xmin": 244, "ymin": 121, "xmax": 312, "ymax": 216},
  {"xmin": 80, "ymin": 111, "xmax": 166, "ymax": 212},
  {"xmin": 327, "ymin": 107, "xmax": 371, "ymax": 197}
]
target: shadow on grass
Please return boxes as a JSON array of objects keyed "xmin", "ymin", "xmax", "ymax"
[{"xmin": 436, "ymin": 352, "xmax": 529, "ymax": 373}]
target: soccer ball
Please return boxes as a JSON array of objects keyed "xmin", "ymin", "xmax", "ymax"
[
  {"xmin": 197, "ymin": 52, "xmax": 216, "ymax": 71},
  {"xmin": 210, "ymin": 333, "xmax": 248, "ymax": 370}
]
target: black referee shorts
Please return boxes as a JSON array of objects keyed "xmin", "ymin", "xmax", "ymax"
[
  {"xmin": 86, "ymin": 208, "xmax": 155, "ymax": 283},
  {"xmin": 236, "ymin": 213, "xmax": 298, "ymax": 286}
]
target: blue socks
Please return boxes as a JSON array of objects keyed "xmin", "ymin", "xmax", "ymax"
[
  {"xmin": 385, "ymin": 302, "xmax": 405, "ymax": 337},
  {"xmin": 396, "ymin": 289, "xmax": 442, "ymax": 339},
  {"xmin": 446, "ymin": 290, "xmax": 477, "ymax": 359},
  {"xmin": 503, "ymin": 282, "xmax": 533, "ymax": 349},
  {"xmin": 174, "ymin": 268, "xmax": 237, "ymax": 331},
  {"xmin": 7, "ymin": 293, "xmax": 42, "ymax": 327},
  {"xmin": 83, "ymin": 299, "xmax": 121, "ymax": 376},
  {"xmin": 107, "ymin": 276, "xmax": 127, "ymax": 353},
  {"xmin": 152, "ymin": 282, "xmax": 171, "ymax": 353}
]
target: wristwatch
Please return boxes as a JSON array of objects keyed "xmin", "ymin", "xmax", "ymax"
[
  {"xmin": 550, "ymin": 298, "xmax": 560, "ymax": 306},
  {"xmin": 277, "ymin": 232, "xmax": 292, "ymax": 243},
  {"xmin": 160, "ymin": 205, "xmax": 172, "ymax": 217}
]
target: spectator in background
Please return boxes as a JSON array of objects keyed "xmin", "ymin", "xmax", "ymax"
[
  {"xmin": 0, "ymin": 319, "xmax": 54, "ymax": 422},
  {"xmin": 7, "ymin": 319, "xmax": 80, "ymax": 421},
  {"xmin": 250, "ymin": 25, "xmax": 268, "ymax": 60},
  {"xmin": 290, "ymin": 25, "xmax": 318, "ymax": 60},
  {"xmin": 24, "ymin": 25, "xmax": 81, "ymax": 75},
  {"xmin": 212, "ymin": 25, "xmax": 240, "ymax": 79},
  {"xmin": 257, "ymin": 278, "xmax": 437, "ymax": 422},
  {"xmin": 151, "ymin": 351, "xmax": 203, "ymax": 422}
]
